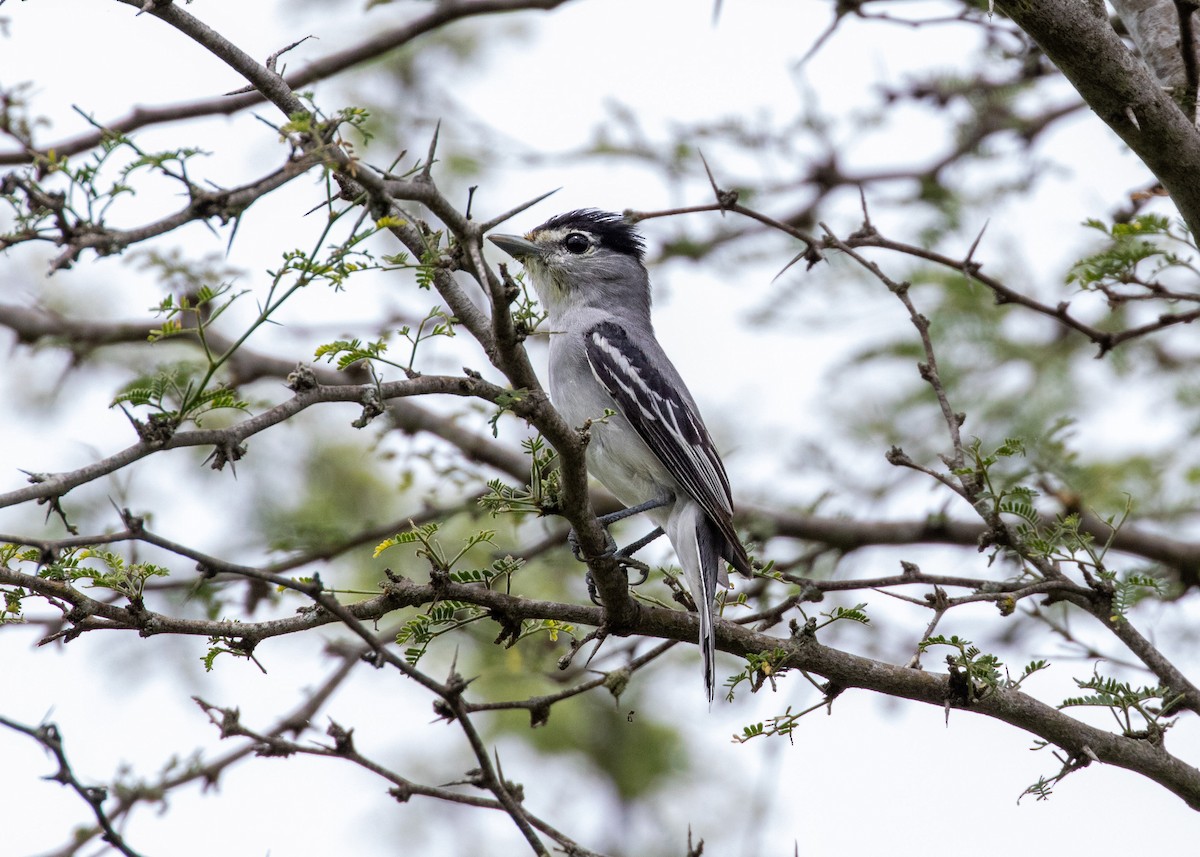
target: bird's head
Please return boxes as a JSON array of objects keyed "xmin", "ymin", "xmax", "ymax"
[{"xmin": 489, "ymin": 209, "xmax": 650, "ymax": 316}]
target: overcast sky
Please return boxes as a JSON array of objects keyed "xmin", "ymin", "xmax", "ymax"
[{"xmin": 2, "ymin": 2, "xmax": 1198, "ymax": 855}]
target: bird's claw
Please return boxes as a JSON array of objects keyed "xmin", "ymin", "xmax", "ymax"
[
  {"xmin": 616, "ymin": 553, "xmax": 651, "ymax": 586},
  {"xmin": 569, "ymin": 527, "xmax": 617, "ymax": 606},
  {"xmin": 569, "ymin": 521, "xmax": 654, "ymax": 605},
  {"xmin": 584, "ymin": 554, "xmax": 653, "ymax": 606},
  {"xmin": 567, "ymin": 526, "xmax": 618, "ymax": 563},
  {"xmin": 586, "ymin": 572, "xmax": 602, "ymax": 606}
]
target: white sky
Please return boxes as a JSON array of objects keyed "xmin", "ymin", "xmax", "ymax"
[{"xmin": 2, "ymin": 1, "xmax": 1198, "ymax": 855}]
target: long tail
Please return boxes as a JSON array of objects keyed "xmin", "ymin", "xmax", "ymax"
[{"xmin": 668, "ymin": 503, "xmax": 723, "ymax": 703}]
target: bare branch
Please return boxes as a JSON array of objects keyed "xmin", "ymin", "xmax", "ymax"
[
  {"xmin": 1, "ymin": 1, "xmax": 578, "ymax": 165},
  {"xmin": 36, "ymin": 648, "xmax": 363, "ymax": 857},
  {"xmin": 0, "ymin": 716, "xmax": 149, "ymax": 857}
]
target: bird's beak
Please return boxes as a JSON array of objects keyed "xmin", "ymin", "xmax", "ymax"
[{"xmin": 488, "ymin": 233, "xmax": 541, "ymax": 261}]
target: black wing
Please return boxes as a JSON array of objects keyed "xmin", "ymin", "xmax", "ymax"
[{"xmin": 583, "ymin": 321, "xmax": 746, "ymax": 565}]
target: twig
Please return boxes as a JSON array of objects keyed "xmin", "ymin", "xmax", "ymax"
[
  {"xmin": 0, "ymin": 716, "xmax": 148, "ymax": 857},
  {"xmin": 34, "ymin": 646, "xmax": 364, "ymax": 857}
]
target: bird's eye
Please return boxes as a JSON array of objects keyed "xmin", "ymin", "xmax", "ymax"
[{"xmin": 563, "ymin": 233, "xmax": 590, "ymax": 254}]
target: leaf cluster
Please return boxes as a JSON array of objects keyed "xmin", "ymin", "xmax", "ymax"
[
  {"xmin": 112, "ymin": 362, "xmax": 247, "ymax": 429},
  {"xmin": 480, "ymin": 435, "xmax": 562, "ymax": 517},
  {"xmin": 315, "ymin": 305, "xmax": 457, "ymax": 377},
  {"xmin": 1068, "ymin": 215, "xmax": 1199, "ymax": 299},
  {"xmin": 5, "ymin": 544, "xmax": 169, "ymax": 604},
  {"xmin": 374, "ymin": 523, "xmax": 561, "ymax": 665},
  {"xmin": 1061, "ymin": 672, "xmax": 1182, "ymax": 742}
]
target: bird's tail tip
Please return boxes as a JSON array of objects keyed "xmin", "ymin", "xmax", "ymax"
[{"xmin": 701, "ymin": 622, "xmax": 717, "ymax": 705}]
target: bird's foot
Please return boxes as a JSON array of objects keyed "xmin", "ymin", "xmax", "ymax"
[
  {"xmin": 614, "ymin": 551, "xmax": 652, "ymax": 586},
  {"xmin": 569, "ymin": 523, "xmax": 657, "ymax": 605},
  {"xmin": 583, "ymin": 554, "xmax": 653, "ymax": 606},
  {"xmin": 567, "ymin": 526, "xmax": 617, "ymax": 563}
]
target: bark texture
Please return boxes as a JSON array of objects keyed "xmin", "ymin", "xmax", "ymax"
[{"xmin": 999, "ymin": 0, "xmax": 1200, "ymax": 235}]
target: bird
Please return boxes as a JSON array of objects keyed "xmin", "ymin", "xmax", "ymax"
[{"xmin": 489, "ymin": 209, "xmax": 753, "ymax": 702}]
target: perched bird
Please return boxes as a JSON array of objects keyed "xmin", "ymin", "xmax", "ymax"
[{"xmin": 489, "ymin": 209, "xmax": 752, "ymax": 701}]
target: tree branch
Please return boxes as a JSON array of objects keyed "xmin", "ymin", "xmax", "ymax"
[
  {"xmin": 0, "ymin": 1, "xmax": 579, "ymax": 166},
  {"xmin": 0, "ymin": 373, "xmax": 510, "ymax": 509},
  {"xmin": 0, "ymin": 716, "xmax": 148, "ymax": 857},
  {"xmin": 34, "ymin": 647, "xmax": 364, "ymax": 857},
  {"xmin": 997, "ymin": 0, "xmax": 1200, "ymax": 238}
]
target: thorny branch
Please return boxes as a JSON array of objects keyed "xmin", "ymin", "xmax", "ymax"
[
  {"xmin": 8, "ymin": 533, "xmax": 1200, "ymax": 813},
  {"xmin": 0, "ymin": 374, "xmax": 515, "ymax": 510},
  {"xmin": 17, "ymin": 649, "xmax": 363, "ymax": 857},
  {"xmin": 3, "ymin": 2, "xmax": 1200, "ymax": 851},
  {"xmin": 0, "ymin": 715, "xmax": 149, "ymax": 857},
  {"xmin": 0, "ymin": 0, "xmax": 578, "ymax": 166},
  {"xmin": 1, "ymin": 150, "xmax": 326, "ymax": 271},
  {"xmin": 819, "ymin": 213, "xmax": 1200, "ymax": 717},
  {"xmin": 191, "ymin": 697, "xmax": 609, "ymax": 857},
  {"xmin": 4, "ymin": 296, "xmax": 1200, "ymax": 583},
  {"xmin": 630, "ymin": 200, "xmax": 1200, "ymax": 357}
]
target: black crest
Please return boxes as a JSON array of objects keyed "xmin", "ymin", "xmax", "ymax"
[{"xmin": 536, "ymin": 209, "xmax": 645, "ymax": 261}]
